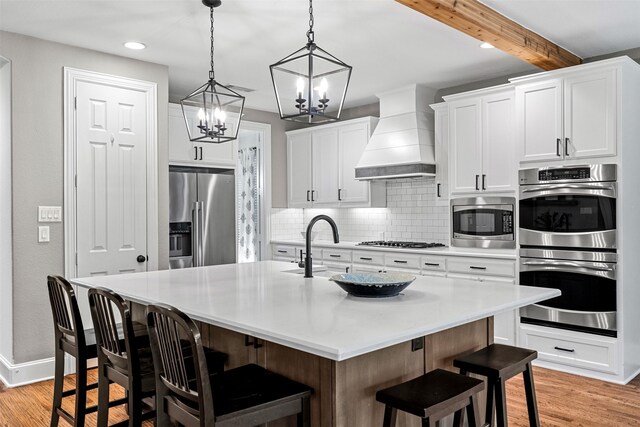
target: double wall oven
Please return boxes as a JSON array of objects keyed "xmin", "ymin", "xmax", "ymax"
[{"xmin": 518, "ymin": 164, "xmax": 617, "ymax": 337}]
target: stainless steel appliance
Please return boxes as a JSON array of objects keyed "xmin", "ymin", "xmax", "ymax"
[
  {"xmin": 519, "ymin": 248, "xmax": 617, "ymax": 337},
  {"xmin": 169, "ymin": 166, "xmax": 236, "ymax": 269},
  {"xmin": 519, "ymin": 164, "xmax": 617, "ymax": 249},
  {"xmin": 356, "ymin": 241, "xmax": 446, "ymax": 249},
  {"xmin": 450, "ymin": 197, "xmax": 515, "ymax": 249},
  {"xmin": 518, "ymin": 164, "xmax": 618, "ymax": 337}
]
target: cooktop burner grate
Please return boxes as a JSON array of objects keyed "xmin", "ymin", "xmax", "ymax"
[{"xmin": 356, "ymin": 241, "xmax": 447, "ymax": 249}]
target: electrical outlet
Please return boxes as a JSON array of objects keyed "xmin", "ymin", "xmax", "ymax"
[{"xmin": 38, "ymin": 226, "xmax": 50, "ymax": 243}]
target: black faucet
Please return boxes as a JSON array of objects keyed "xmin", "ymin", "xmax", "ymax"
[{"xmin": 304, "ymin": 215, "xmax": 339, "ymax": 278}]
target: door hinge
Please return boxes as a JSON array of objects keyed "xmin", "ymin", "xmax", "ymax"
[
  {"xmin": 74, "ymin": 96, "xmax": 77, "ymax": 110},
  {"xmin": 74, "ymin": 174, "xmax": 77, "ymax": 188},
  {"xmin": 75, "ymin": 252, "xmax": 78, "ymax": 266}
]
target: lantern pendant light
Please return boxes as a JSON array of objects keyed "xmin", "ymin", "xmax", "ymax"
[
  {"xmin": 269, "ymin": 0, "xmax": 352, "ymax": 124},
  {"xmin": 181, "ymin": 0, "xmax": 244, "ymax": 143}
]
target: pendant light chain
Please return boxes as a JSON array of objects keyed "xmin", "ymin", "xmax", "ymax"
[
  {"xmin": 306, "ymin": 0, "xmax": 314, "ymax": 44},
  {"xmin": 209, "ymin": 6, "xmax": 215, "ymax": 81}
]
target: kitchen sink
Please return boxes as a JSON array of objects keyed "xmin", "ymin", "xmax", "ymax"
[{"xmin": 282, "ymin": 268, "xmax": 336, "ymax": 278}]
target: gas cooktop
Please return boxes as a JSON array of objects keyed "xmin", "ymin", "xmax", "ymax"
[{"xmin": 356, "ymin": 241, "xmax": 447, "ymax": 249}]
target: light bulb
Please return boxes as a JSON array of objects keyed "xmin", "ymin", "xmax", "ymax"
[
  {"xmin": 214, "ymin": 107, "xmax": 226, "ymax": 124},
  {"xmin": 318, "ymin": 78, "xmax": 328, "ymax": 99},
  {"xmin": 296, "ymin": 77, "xmax": 305, "ymax": 98},
  {"xmin": 198, "ymin": 108, "xmax": 206, "ymax": 121}
]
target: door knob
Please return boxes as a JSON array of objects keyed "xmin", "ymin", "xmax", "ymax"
[{"xmin": 137, "ymin": 255, "xmax": 147, "ymax": 263}]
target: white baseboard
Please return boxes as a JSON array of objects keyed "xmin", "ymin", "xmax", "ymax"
[{"xmin": 0, "ymin": 353, "xmax": 54, "ymax": 388}]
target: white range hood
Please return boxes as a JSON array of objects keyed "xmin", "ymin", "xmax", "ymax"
[{"xmin": 355, "ymin": 84, "xmax": 437, "ymax": 180}]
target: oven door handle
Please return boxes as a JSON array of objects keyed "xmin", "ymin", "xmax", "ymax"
[
  {"xmin": 520, "ymin": 183, "xmax": 617, "ymax": 199},
  {"xmin": 521, "ymin": 260, "xmax": 616, "ymax": 280}
]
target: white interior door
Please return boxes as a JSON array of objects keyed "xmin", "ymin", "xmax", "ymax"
[{"xmin": 75, "ymin": 80, "xmax": 148, "ymax": 324}]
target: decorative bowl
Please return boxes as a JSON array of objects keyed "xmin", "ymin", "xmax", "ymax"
[{"xmin": 329, "ymin": 272, "xmax": 416, "ymax": 298}]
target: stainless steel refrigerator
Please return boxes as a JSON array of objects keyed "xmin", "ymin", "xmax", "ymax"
[{"xmin": 169, "ymin": 167, "xmax": 236, "ymax": 269}]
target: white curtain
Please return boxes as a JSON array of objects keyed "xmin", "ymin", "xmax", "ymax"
[{"xmin": 237, "ymin": 147, "xmax": 259, "ymax": 263}]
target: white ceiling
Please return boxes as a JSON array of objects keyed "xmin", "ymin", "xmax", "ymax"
[{"xmin": 0, "ymin": 1, "xmax": 638, "ymax": 113}]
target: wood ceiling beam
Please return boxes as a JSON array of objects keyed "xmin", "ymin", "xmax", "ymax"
[{"xmin": 395, "ymin": 0, "xmax": 582, "ymax": 70}]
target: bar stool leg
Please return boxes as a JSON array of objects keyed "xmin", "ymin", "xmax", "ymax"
[
  {"xmin": 74, "ymin": 357, "xmax": 87, "ymax": 427},
  {"xmin": 523, "ymin": 363, "xmax": 540, "ymax": 427},
  {"xmin": 96, "ymin": 364, "xmax": 110, "ymax": 427},
  {"xmin": 466, "ymin": 395, "xmax": 481, "ymax": 427},
  {"xmin": 422, "ymin": 417, "xmax": 438, "ymax": 427},
  {"xmin": 485, "ymin": 379, "xmax": 495, "ymax": 427},
  {"xmin": 453, "ymin": 408, "xmax": 465, "ymax": 427},
  {"xmin": 494, "ymin": 379, "xmax": 508, "ymax": 427},
  {"xmin": 296, "ymin": 395, "xmax": 311, "ymax": 427},
  {"xmin": 382, "ymin": 405, "xmax": 397, "ymax": 427},
  {"xmin": 50, "ymin": 348, "xmax": 65, "ymax": 427}
]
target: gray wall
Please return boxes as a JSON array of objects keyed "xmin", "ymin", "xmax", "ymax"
[
  {"xmin": 0, "ymin": 31, "xmax": 169, "ymax": 364},
  {"xmin": 0, "ymin": 56, "xmax": 12, "ymax": 363}
]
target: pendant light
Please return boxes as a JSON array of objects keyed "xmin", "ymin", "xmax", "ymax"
[
  {"xmin": 181, "ymin": 0, "xmax": 244, "ymax": 143},
  {"xmin": 269, "ymin": 0, "xmax": 352, "ymax": 124}
]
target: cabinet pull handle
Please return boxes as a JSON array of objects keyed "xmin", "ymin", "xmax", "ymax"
[
  {"xmin": 338, "ymin": 188, "xmax": 342, "ymax": 201},
  {"xmin": 199, "ymin": 146, "xmax": 203, "ymax": 160},
  {"xmin": 556, "ymin": 138, "xmax": 562, "ymax": 157},
  {"xmin": 470, "ymin": 266, "xmax": 487, "ymax": 270},
  {"xmin": 360, "ymin": 257, "xmax": 373, "ymax": 261},
  {"xmin": 306, "ymin": 190, "xmax": 310, "ymax": 202},
  {"xmin": 475, "ymin": 175, "xmax": 479, "ymax": 191},
  {"xmin": 329, "ymin": 254, "xmax": 341, "ymax": 258},
  {"xmin": 424, "ymin": 262, "xmax": 440, "ymax": 267},
  {"xmin": 394, "ymin": 260, "xmax": 408, "ymax": 264},
  {"xmin": 554, "ymin": 346, "xmax": 575, "ymax": 353},
  {"xmin": 437, "ymin": 183, "xmax": 441, "ymax": 198},
  {"xmin": 277, "ymin": 250, "xmax": 287, "ymax": 254},
  {"xmin": 311, "ymin": 190, "xmax": 315, "ymax": 202},
  {"xmin": 482, "ymin": 174, "xmax": 486, "ymax": 191},
  {"xmin": 194, "ymin": 146, "xmax": 198, "ymax": 160},
  {"xmin": 565, "ymin": 137, "xmax": 570, "ymax": 157}
]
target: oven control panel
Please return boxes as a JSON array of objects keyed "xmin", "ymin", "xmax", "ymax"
[{"xmin": 538, "ymin": 167, "xmax": 590, "ymax": 181}]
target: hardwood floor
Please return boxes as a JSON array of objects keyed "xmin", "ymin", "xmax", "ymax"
[
  {"xmin": 0, "ymin": 366, "xmax": 639, "ymax": 426},
  {"xmin": 0, "ymin": 368, "xmax": 153, "ymax": 427}
]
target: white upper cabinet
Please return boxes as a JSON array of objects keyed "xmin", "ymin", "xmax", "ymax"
[
  {"xmin": 446, "ymin": 87, "xmax": 515, "ymax": 195},
  {"xmin": 286, "ymin": 117, "xmax": 385, "ymax": 208},
  {"xmin": 431, "ymin": 103, "xmax": 449, "ymax": 206},
  {"xmin": 168, "ymin": 103, "xmax": 237, "ymax": 167},
  {"xmin": 287, "ymin": 131, "xmax": 313, "ymax": 208},
  {"xmin": 515, "ymin": 67, "xmax": 617, "ymax": 163}
]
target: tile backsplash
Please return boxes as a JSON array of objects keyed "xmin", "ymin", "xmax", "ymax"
[{"xmin": 270, "ymin": 177, "xmax": 449, "ymax": 243}]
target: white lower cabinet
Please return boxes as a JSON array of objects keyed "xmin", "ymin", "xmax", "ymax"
[
  {"xmin": 420, "ymin": 255, "xmax": 447, "ymax": 277},
  {"xmin": 272, "ymin": 245, "xmax": 300, "ymax": 262},
  {"xmin": 520, "ymin": 324, "xmax": 618, "ymax": 374}
]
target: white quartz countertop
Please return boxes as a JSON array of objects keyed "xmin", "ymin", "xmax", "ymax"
[
  {"xmin": 271, "ymin": 239, "xmax": 517, "ymax": 259},
  {"xmin": 72, "ymin": 261, "xmax": 558, "ymax": 361}
]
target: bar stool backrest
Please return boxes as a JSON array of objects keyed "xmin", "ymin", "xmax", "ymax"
[
  {"xmin": 146, "ymin": 303, "xmax": 215, "ymax": 424},
  {"xmin": 47, "ymin": 275, "xmax": 86, "ymax": 352},
  {"xmin": 88, "ymin": 287, "xmax": 138, "ymax": 374}
]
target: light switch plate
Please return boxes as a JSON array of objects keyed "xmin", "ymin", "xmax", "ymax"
[
  {"xmin": 38, "ymin": 226, "xmax": 50, "ymax": 243},
  {"xmin": 38, "ymin": 206, "xmax": 62, "ymax": 223}
]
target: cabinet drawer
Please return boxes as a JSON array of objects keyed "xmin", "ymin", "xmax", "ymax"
[
  {"xmin": 447, "ymin": 257, "xmax": 515, "ymax": 278},
  {"xmin": 322, "ymin": 249, "xmax": 352, "ymax": 262},
  {"xmin": 352, "ymin": 265, "xmax": 385, "ymax": 274},
  {"xmin": 420, "ymin": 255, "xmax": 447, "ymax": 273},
  {"xmin": 322, "ymin": 261, "xmax": 351, "ymax": 274},
  {"xmin": 520, "ymin": 325, "xmax": 618, "ymax": 374},
  {"xmin": 385, "ymin": 254, "xmax": 421, "ymax": 270},
  {"xmin": 273, "ymin": 245, "xmax": 297, "ymax": 259},
  {"xmin": 353, "ymin": 251, "xmax": 384, "ymax": 266}
]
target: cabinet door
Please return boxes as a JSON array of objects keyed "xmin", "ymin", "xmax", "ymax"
[
  {"xmin": 287, "ymin": 132, "xmax": 313, "ymax": 208},
  {"xmin": 494, "ymin": 310, "xmax": 516, "ymax": 346},
  {"xmin": 168, "ymin": 104, "xmax": 199, "ymax": 164},
  {"xmin": 338, "ymin": 123, "xmax": 370, "ymax": 205},
  {"xmin": 449, "ymin": 99, "xmax": 482, "ymax": 194},
  {"xmin": 433, "ymin": 106, "xmax": 449, "ymax": 205},
  {"xmin": 482, "ymin": 92, "xmax": 515, "ymax": 193},
  {"xmin": 311, "ymin": 128, "xmax": 340, "ymax": 206},
  {"xmin": 516, "ymin": 79, "xmax": 563, "ymax": 163},
  {"xmin": 564, "ymin": 68, "xmax": 617, "ymax": 159}
]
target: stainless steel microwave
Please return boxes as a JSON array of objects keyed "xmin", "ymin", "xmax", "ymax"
[{"xmin": 451, "ymin": 197, "xmax": 516, "ymax": 249}]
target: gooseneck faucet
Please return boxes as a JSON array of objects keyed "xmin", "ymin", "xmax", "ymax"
[{"xmin": 305, "ymin": 215, "xmax": 339, "ymax": 278}]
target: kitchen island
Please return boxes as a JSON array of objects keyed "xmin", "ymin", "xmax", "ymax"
[{"xmin": 72, "ymin": 261, "xmax": 559, "ymax": 426}]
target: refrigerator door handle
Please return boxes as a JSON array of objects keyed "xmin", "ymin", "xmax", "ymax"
[
  {"xmin": 198, "ymin": 201, "xmax": 205, "ymax": 266},
  {"xmin": 192, "ymin": 201, "xmax": 200, "ymax": 267}
]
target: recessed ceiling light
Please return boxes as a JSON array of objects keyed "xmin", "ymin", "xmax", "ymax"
[
  {"xmin": 124, "ymin": 41, "xmax": 146, "ymax": 50},
  {"xmin": 480, "ymin": 42, "xmax": 495, "ymax": 49}
]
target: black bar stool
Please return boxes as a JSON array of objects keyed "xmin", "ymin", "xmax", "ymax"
[
  {"xmin": 376, "ymin": 368, "xmax": 484, "ymax": 427},
  {"xmin": 453, "ymin": 343, "xmax": 539, "ymax": 427}
]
